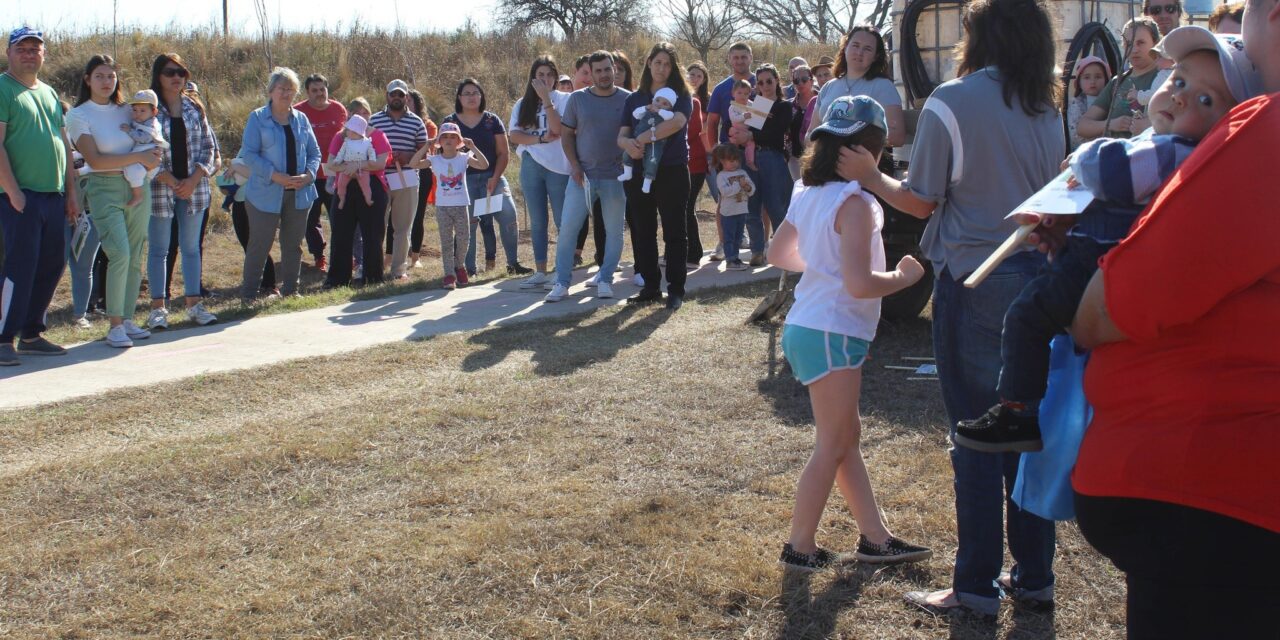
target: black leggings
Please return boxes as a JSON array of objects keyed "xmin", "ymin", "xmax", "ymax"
[
  {"xmin": 1074, "ymin": 493, "xmax": 1280, "ymax": 639},
  {"xmin": 626, "ymin": 164, "xmax": 690, "ymax": 296},
  {"xmin": 684, "ymin": 172, "xmax": 706, "ymax": 263},
  {"xmin": 331, "ymin": 179, "xmax": 388, "ymax": 286}
]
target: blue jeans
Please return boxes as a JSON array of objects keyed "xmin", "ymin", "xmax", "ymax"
[
  {"xmin": 932, "ymin": 251, "xmax": 1056, "ymax": 613},
  {"xmin": 721, "ymin": 214, "xmax": 747, "ymax": 260},
  {"xmin": 742, "ymin": 165, "xmax": 768, "ymax": 253},
  {"xmin": 754, "ymin": 148, "xmax": 793, "ymax": 231},
  {"xmin": 553, "ymin": 177, "xmax": 626, "ymax": 287},
  {"xmin": 64, "ymin": 216, "xmax": 100, "ymax": 318},
  {"xmin": 464, "ymin": 171, "xmax": 519, "ymax": 273},
  {"xmin": 147, "ymin": 200, "xmax": 203, "ymax": 299},
  {"xmin": 519, "ymin": 153, "xmax": 569, "ymax": 266}
]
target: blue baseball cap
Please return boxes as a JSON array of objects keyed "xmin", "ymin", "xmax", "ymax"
[
  {"xmin": 808, "ymin": 95, "xmax": 887, "ymax": 141},
  {"xmin": 9, "ymin": 26, "xmax": 44, "ymax": 48}
]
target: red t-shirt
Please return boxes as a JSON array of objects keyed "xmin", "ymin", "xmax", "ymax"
[
  {"xmin": 1073, "ymin": 94, "xmax": 1280, "ymax": 532},
  {"xmin": 295, "ymin": 99, "xmax": 348, "ymax": 179},
  {"xmin": 327, "ymin": 127, "xmax": 392, "ymax": 189},
  {"xmin": 687, "ymin": 98, "xmax": 708, "ymax": 175}
]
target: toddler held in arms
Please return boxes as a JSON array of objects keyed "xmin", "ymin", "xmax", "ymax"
[
  {"xmin": 726, "ymin": 79, "xmax": 758, "ymax": 170},
  {"xmin": 120, "ymin": 89, "xmax": 169, "ymax": 207},
  {"xmin": 618, "ymin": 87, "xmax": 677, "ymax": 193},
  {"xmin": 956, "ymin": 28, "xmax": 1260, "ymax": 453},
  {"xmin": 768, "ymin": 96, "xmax": 931, "ymax": 571},
  {"xmin": 331, "ymin": 115, "xmax": 378, "ymax": 210}
]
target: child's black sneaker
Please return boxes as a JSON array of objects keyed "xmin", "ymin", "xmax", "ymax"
[
  {"xmin": 778, "ymin": 543, "xmax": 840, "ymax": 572},
  {"xmin": 854, "ymin": 535, "xmax": 932, "ymax": 564},
  {"xmin": 954, "ymin": 403, "xmax": 1043, "ymax": 453}
]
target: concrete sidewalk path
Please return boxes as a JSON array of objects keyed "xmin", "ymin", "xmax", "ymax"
[{"xmin": 1, "ymin": 260, "xmax": 778, "ymax": 410}]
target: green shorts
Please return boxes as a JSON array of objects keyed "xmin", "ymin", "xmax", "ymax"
[{"xmin": 781, "ymin": 324, "xmax": 871, "ymax": 385}]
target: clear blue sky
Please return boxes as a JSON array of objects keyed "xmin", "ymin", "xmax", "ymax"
[{"xmin": 12, "ymin": 0, "xmax": 493, "ymax": 37}]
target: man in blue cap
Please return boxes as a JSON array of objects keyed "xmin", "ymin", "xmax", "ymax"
[{"xmin": 0, "ymin": 26, "xmax": 79, "ymax": 365}]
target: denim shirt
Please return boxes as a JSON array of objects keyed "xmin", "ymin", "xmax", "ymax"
[{"xmin": 240, "ymin": 105, "xmax": 320, "ymax": 213}]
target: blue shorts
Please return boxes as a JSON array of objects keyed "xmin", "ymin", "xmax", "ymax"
[{"xmin": 781, "ymin": 324, "xmax": 871, "ymax": 385}]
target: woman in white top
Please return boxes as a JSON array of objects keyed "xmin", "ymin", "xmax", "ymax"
[
  {"xmin": 767, "ymin": 95, "xmax": 930, "ymax": 571},
  {"xmin": 66, "ymin": 54, "xmax": 162, "ymax": 348},
  {"xmin": 808, "ymin": 25, "xmax": 906, "ymax": 148},
  {"xmin": 508, "ymin": 55, "xmax": 570, "ymax": 287}
]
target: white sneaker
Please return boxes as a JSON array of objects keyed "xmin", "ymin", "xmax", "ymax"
[
  {"xmin": 597, "ymin": 281, "xmax": 614, "ymax": 299},
  {"xmin": 711, "ymin": 244, "xmax": 725, "ymax": 261},
  {"xmin": 73, "ymin": 316, "xmax": 92, "ymax": 330},
  {"xmin": 146, "ymin": 308, "xmax": 169, "ymax": 330},
  {"xmin": 354, "ymin": 265, "xmax": 364, "ymax": 280},
  {"xmin": 584, "ymin": 276, "xmax": 599, "ymax": 288},
  {"xmin": 658, "ymin": 256, "xmax": 667, "ymax": 267},
  {"xmin": 105, "ymin": 324, "xmax": 133, "ymax": 348},
  {"xmin": 122, "ymin": 320, "xmax": 151, "ymax": 340},
  {"xmin": 188, "ymin": 302, "xmax": 217, "ymax": 326},
  {"xmin": 632, "ymin": 273, "xmax": 645, "ymax": 287},
  {"xmin": 544, "ymin": 282, "xmax": 569, "ymax": 302},
  {"xmin": 520, "ymin": 272, "xmax": 551, "ymax": 289}
]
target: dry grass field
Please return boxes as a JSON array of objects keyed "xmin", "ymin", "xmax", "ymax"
[{"xmin": 1, "ymin": 280, "xmax": 1126, "ymax": 639}]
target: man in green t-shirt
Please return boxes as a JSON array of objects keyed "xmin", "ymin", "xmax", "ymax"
[{"xmin": 0, "ymin": 26, "xmax": 80, "ymax": 366}]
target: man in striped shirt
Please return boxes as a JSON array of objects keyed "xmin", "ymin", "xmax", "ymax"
[{"xmin": 369, "ymin": 79, "xmax": 426, "ymax": 279}]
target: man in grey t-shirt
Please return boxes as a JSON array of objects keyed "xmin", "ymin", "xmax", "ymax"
[{"xmin": 545, "ymin": 51, "xmax": 631, "ymax": 302}]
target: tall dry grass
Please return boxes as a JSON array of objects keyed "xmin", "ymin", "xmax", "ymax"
[{"xmin": 37, "ymin": 26, "xmax": 835, "ymax": 157}]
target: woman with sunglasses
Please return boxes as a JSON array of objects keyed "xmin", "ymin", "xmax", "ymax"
[
  {"xmin": 144, "ymin": 53, "xmax": 218, "ymax": 330},
  {"xmin": 787, "ymin": 64, "xmax": 818, "ymax": 179},
  {"xmin": 1143, "ymin": 0, "xmax": 1181, "ymax": 36},
  {"xmin": 727, "ymin": 63, "xmax": 793, "ymax": 243},
  {"xmin": 808, "ymin": 25, "xmax": 905, "ymax": 149}
]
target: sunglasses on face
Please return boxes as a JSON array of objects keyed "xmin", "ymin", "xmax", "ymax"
[
  {"xmin": 161, "ymin": 67, "xmax": 188, "ymax": 78},
  {"xmin": 1145, "ymin": 3, "xmax": 1180, "ymax": 14}
]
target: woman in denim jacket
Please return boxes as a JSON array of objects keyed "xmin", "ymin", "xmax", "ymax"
[{"xmin": 239, "ymin": 66, "xmax": 320, "ymax": 303}]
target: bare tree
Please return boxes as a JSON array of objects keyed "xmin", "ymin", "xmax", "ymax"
[
  {"xmin": 729, "ymin": 0, "xmax": 893, "ymax": 43},
  {"xmin": 252, "ymin": 0, "xmax": 274, "ymax": 69},
  {"xmin": 497, "ymin": 0, "xmax": 650, "ymax": 42},
  {"xmin": 662, "ymin": 0, "xmax": 741, "ymax": 64}
]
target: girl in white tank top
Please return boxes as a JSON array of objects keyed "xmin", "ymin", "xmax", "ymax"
[{"xmin": 766, "ymin": 95, "xmax": 932, "ymax": 570}]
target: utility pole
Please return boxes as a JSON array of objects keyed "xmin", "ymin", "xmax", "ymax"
[{"xmin": 223, "ymin": 0, "xmax": 229, "ymax": 38}]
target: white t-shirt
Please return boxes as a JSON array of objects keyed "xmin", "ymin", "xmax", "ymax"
[
  {"xmin": 333, "ymin": 137, "xmax": 376, "ymax": 164},
  {"xmin": 430, "ymin": 152, "xmax": 472, "ymax": 207},
  {"xmin": 784, "ymin": 180, "xmax": 885, "ymax": 342},
  {"xmin": 715, "ymin": 169, "xmax": 754, "ymax": 216},
  {"xmin": 65, "ymin": 101, "xmax": 135, "ymax": 174},
  {"xmin": 508, "ymin": 91, "xmax": 571, "ymax": 175}
]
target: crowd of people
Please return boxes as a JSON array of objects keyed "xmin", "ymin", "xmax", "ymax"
[{"xmin": 1, "ymin": 0, "xmax": 1276, "ymax": 634}]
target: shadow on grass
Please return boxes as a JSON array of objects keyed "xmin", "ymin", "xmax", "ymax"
[
  {"xmin": 778, "ymin": 562, "xmax": 934, "ymax": 639},
  {"xmin": 752, "ymin": 320, "xmax": 811, "ymax": 428},
  {"xmin": 459, "ymin": 301, "xmax": 672, "ymax": 377}
]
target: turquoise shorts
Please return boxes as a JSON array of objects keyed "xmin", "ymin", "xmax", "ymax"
[{"xmin": 781, "ymin": 324, "xmax": 871, "ymax": 385}]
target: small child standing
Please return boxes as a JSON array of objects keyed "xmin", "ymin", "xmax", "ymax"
[
  {"xmin": 957, "ymin": 28, "xmax": 1260, "ymax": 452},
  {"xmin": 409, "ymin": 122, "xmax": 489, "ymax": 290},
  {"xmin": 331, "ymin": 115, "xmax": 378, "ymax": 210},
  {"xmin": 618, "ymin": 87, "xmax": 677, "ymax": 193},
  {"xmin": 726, "ymin": 79, "xmax": 758, "ymax": 170},
  {"xmin": 767, "ymin": 95, "xmax": 931, "ymax": 571},
  {"xmin": 1066, "ymin": 56, "xmax": 1111, "ymax": 150},
  {"xmin": 120, "ymin": 90, "xmax": 169, "ymax": 208},
  {"xmin": 711, "ymin": 144, "xmax": 755, "ymax": 270}
]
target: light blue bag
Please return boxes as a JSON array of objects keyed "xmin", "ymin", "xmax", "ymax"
[{"xmin": 1012, "ymin": 334, "xmax": 1093, "ymax": 521}]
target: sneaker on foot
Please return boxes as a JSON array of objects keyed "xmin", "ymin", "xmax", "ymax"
[
  {"xmin": 854, "ymin": 535, "xmax": 932, "ymax": 564},
  {"xmin": 955, "ymin": 403, "xmax": 1043, "ymax": 452},
  {"xmin": 584, "ymin": 276, "xmax": 599, "ymax": 288},
  {"xmin": 442, "ymin": 275, "xmax": 457, "ymax": 290},
  {"xmin": 711, "ymin": 244, "xmax": 725, "ymax": 261},
  {"xmin": 16, "ymin": 336, "xmax": 66, "ymax": 356},
  {"xmin": 544, "ymin": 282, "xmax": 568, "ymax": 302},
  {"xmin": 314, "ymin": 255, "xmax": 328, "ymax": 272},
  {"xmin": 726, "ymin": 258, "xmax": 749, "ymax": 271},
  {"xmin": 686, "ymin": 261, "xmax": 701, "ymax": 271},
  {"xmin": 778, "ymin": 543, "xmax": 840, "ymax": 572},
  {"xmin": 998, "ymin": 571, "xmax": 1055, "ymax": 611},
  {"xmin": 658, "ymin": 255, "xmax": 667, "ymax": 267},
  {"xmin": 188, "ymin": 302, "xmax": 217, "ymax": 326},
  {"xmin": 632, "ymin": 273, "xmax": 645, "ymax": 287},
  {"xmin": 573, "ymin": 254, "xmax": 585, "ymax": 269},
  {"xmin": 121, "ymin": 320, "xmax": 151, "ymax": 340},
  {"xmin": 749, "ymin": 253, "xmax": 766, "ymax": 267},
  {"xmin": 105, "ymin": 325, "xmax": 133, "ymax": 348},
  {"xmin": 597, "ymin": 281, "xmax": 613, "ymax": 299},
  {"xmin": 0, "ymin": 343, "xmax": 17, "ymax": 366},
  {"xmin": 520, "ymin": 272, "xmax": 551, "ymax": 288},
  {"xmin": 455, "ymin": 268, "xmax": 470, "ymax": 286},
  {"xmin": 147, "ymin": 308, "xmax": 169, "ymax": 330},
  {"xmin": 73, "ymin": 316, "xmax": 92, "ymax": 330},
  {"xmin": 507, "ymin": 263, "xmax": 534, "ymax": 276}
]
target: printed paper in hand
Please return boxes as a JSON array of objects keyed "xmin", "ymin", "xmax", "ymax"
[
  {"xmin": 1004, "ymin": 169, "xmax": 1094, "ymax": 218},
  {"xmin": 472, "ymin": 194, "xmax": 504, "ymax": 217},
  {"xmin": 743, "ymin": 96, "xmax": 774, "ymax": 130},
  {"xmin": 70, "ymin": 214, "xmax": 91, "ymax": 262}
]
